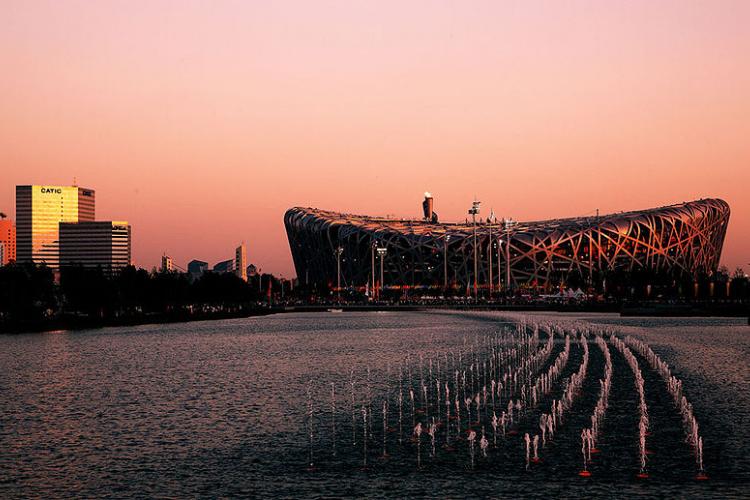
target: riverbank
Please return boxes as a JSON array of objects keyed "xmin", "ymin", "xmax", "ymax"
[
  {"xmin": 2, "ymin": 301, "xmax": 747, "ymax": 334},
  {"xmin": 0, "ymin": 308, "xmax": 277, "ymax": 334}
]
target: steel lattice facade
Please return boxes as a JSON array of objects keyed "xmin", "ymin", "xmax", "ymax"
[{"xmin": 284, "ymin": 199, "xmax": 730, "ymax": 290}]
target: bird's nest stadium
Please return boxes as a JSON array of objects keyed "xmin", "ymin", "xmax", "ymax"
[{"xmin": 284, "ymin": 198, "xmax": 729, "ymax": 292}]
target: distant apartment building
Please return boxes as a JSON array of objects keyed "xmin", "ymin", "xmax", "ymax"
[
  {"xmin": 161, "ymin": 255, "xmax": 174, "ymax": 273},
  {"xmin": 15, "ymin": 185, "xmax": 95, "ymax": 269},
  {"xmin": 0, "ymin": 217, "xmax": 16, "ymax": 265},
  {"xmin": 235, "ymin": 243, "xmax": 247, "ymax": 281},
  {"xmin": 59, "ymin": 221, "xmax": 131, "ymax": 272},
  {"xmin": 213, "ymin": 259, "xmax": 234, "ymax": 274},
  {"xmin": 187, "ymin": 259, "xmax": 208, "ymax": 280}
]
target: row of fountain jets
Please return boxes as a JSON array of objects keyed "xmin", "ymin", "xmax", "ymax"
[{"xmin": 306, "ymin": 318, "xmax": 707, "ymax": 480}]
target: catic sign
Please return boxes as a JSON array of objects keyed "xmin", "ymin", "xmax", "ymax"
[{"xmin": 40, "ymin": 187, "xmax": 63, "ymax": 194}]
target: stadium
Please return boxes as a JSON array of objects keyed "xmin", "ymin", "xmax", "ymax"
[{"xmin": 284, "ymin": 197, "xmax": 730, "ymax": 293}]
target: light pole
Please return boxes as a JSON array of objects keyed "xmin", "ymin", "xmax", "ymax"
[
  {"xmin": 377, "ymin": 246, "xmax": 388, "ymax": 300},
  {"xmin": 503, "ymin": 218, "xmax": 517, "ymax": 293},
  {"xmin": 497, "ymin": 236, "xmax": 503, "ymax": 290},
  {"xmin": 488, "ymin": 210, "xmax": 496, "ymax": 296},
  {"xmin": 444, "ymin": 234, "xmax": 451, "ymax": 290},
  {"xmin": 371, "ymin": 242, "xmax": 377, "ymax": 299},
  {"xmin": 468, "ymin": 200, "xmax": 481, "ymax": 302},
  {"xmin": 588, "ymin": 217, "xmax": 594, "ymax": 289},
  {"xmin": 335, "ymin": 246, "xmax": 344, "ymax": 302}
]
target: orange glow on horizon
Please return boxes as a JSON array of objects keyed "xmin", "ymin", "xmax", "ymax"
[{"xmin": 1, "ymin": 1, "xmax": 748, "ymax": 276}]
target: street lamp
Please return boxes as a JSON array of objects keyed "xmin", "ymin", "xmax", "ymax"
[
  {"xmin": 497, "ymin": 237, "xmax": 503, "ymax": 290},
  {"xmin": 334, "ymin": 246, "xmax": 344, "ymax": 302},
  {"xmin": 377, "ymin": 246, "xmax": 388, "ymax": 299},
  {"xmin": 488, "ymin": 210, "xmax": 496, "ymax": 296},
  {"xmin": 444, "ymin": 234, "xmax": 451, "ymax": 290},
  {"xmin": 370, "ymin": 241, "xmax": 377, "ymax": 298},
  {"xmin": 503, "ymin": 218, "xmax": 517, "ymax": 293},
  {"xmin": 468, "ymin": 200, "xmax": 481, "ymax": 301}
]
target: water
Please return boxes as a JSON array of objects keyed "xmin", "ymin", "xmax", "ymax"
[{"xmin": 0, "ymin": 311, "xmax": 748, "ymax": 498}]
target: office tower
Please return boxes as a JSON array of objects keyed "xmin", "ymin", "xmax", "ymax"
[
  {"xmin": 0, "ymin": 217, "xmax": 16, "ymax": 265},
  {"xmin": 59, "ymin": 221, "xmax": 131, "ymax": 272},
  {"xmin": 15, "ymin": 185, "xmax": 95, "ymax": 269},
  {"xmin": 235, "ymin": 243, "xmax": 247, "ymax": 281},
  {"xmin": 161, "ymin": 255, "xmax": 174, "ymax": 273}
]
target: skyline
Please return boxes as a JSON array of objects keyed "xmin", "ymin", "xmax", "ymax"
[{"xmin": 2, "ymin": 1, "xmax": 749, "ymax": 275}]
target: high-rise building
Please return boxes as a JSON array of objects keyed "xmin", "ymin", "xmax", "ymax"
[
  {"xmin": 235, "ymin": 243, "xmax": 247, "ymax": 281},
  {"xmin": 161, "ymin": 254, "xmax": 174, "ymax": 273},
  {"xmin": 187, "ymin": 259, "xmax": 208, "ymax": 280},
  {"xmin": 59, "ymin": 221, "xmax": 131, "ymax": 272},
  {"xmin": 213, "ymin": 259, "xmax": 234, "ymax": 274},
  {"xmin": 0, "ymin": 217, "xmax": 16, "ymax": 265},
  {"xmin": 15, "ymin": 185, "xmax": 95, "ymax": 269}
]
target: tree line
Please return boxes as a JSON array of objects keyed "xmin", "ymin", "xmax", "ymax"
[
  {"xmin": 0, "ymin": 263, "xmax": 285, "ymax": 325},
  {"xmin": 1, "ymin": 262, "xmax": 747, "ymax": 329}
]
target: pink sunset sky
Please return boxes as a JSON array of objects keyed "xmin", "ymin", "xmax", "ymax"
[{"xmin": 1, "ymin": 0, "xmax": 749, "ymax": 276}]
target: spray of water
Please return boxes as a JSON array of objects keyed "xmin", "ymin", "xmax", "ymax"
[
  {"xmin": 480, "ymin": 426, "xmax": 489, "ymax": 458},
  {"xmin": 361, "ymin": 406, "xmax": 368, "ymax": 468},
  {"xmin": 414, "ymin": 422, "xmax": 423, "ymax": 468},
  {"xmin": 524, "ymin": 432, "xmax": 530, "ymax": 470},
  {"xmin": 468, "ymin": 429, "xmax": 476, "ymax": 469}
]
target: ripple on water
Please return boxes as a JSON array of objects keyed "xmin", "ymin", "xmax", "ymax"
[{"xmin": 0, "ymin": 311, "xmax": 747, "ymax": 498}]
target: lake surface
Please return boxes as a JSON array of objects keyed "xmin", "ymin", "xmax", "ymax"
[{"xmin": 1, "ymin": 312, "xmax": 748, "ymax": 498}]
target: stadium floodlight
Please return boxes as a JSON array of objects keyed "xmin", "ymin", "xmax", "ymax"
[
  {"xmin": 468, "ymin": 200, "xmax": 481, "ymax": 301},
  {"xmin": 334, "ymin": 246, "xmax": 344, "ymax": 301},
  {"xmin": 377, "ymin": 246, "xmax": 388, "ymax": 297},
  {"xmin": 503, "ymin": 218, "xmax": 517, "ymax": 292}
]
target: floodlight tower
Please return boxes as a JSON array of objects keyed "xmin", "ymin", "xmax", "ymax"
[
  {"xmin": 503, "ymin": 218, "xmax": 517, "ymax": 293},
  {"xmin": 443, "ymin": 234, "xmax": 451, "ymax": 290},
  {"xmin": 488, "ymin": 210, "xmax": 496, "ymax": 296},
  {"xmin": 377, "ymin": 246, "xmax": 388, "ymax": 299},
  {"xmin": 468, "ymin": 200, "xmax": 481, "ymax": 302},
  {"xmin": 370, "ymin": 241, "xmax": 377, "ymax": 298},
  {"xmin": 334, "ymin": 246, "xmax": 344, "ymax": 302}
]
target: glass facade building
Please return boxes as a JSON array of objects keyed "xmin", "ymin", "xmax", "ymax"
[
  {"xmin": 15, "ymin": 185, "xmax": 95, "ymax": 269},
  {"xmin": 235, "ymin": 243, "xmax": 247, "ymax": 281},
  {"xmin": 59, "ymin": 221, "xmax": 131, "ymax": 272},
  {"xmin": 188, "ymin": 260, "xmax": 208, "ymax": 274},
  {"xmin": 213, "ymin": 259, "xmax": 234, "ymax": 274},
  {"xmin": 0, "ymin": 219, "xmax": 15, "ymax": 265}
]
